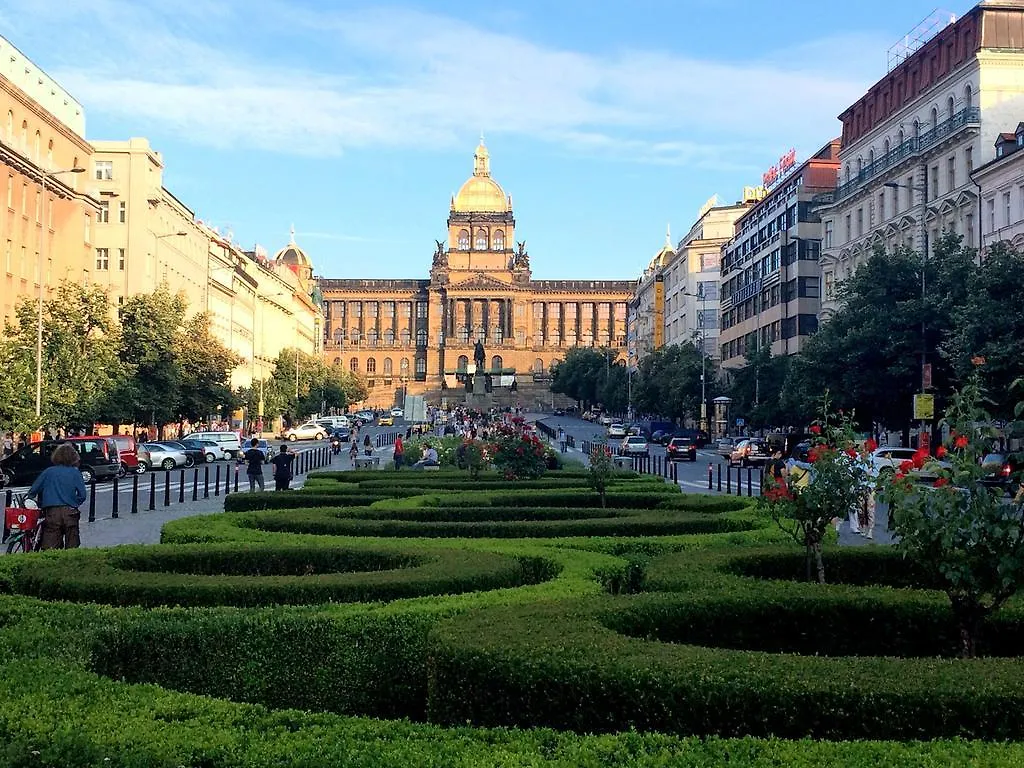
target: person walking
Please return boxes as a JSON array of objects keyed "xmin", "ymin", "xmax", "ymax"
[
  {"xmin": 363, "ymin": 434, "xmax": 372, "ymax": 456},
  {"xmin": 270, "ymin": 445, "xmax": 295, "ymax": 491},
  {"xmin": 393, "ymin": 435, "xmax": 404, "ymax": 470},
  {"xmin": 25, "ymin": 443, "xmax": 87, "ymax": 550},
  {"xmin": 240, "ymin": 437, "xmax": 266, "ymax": 492}
]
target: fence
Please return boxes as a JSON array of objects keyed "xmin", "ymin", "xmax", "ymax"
[{"xmin": 2, "ymin": 445, "xmax": 335, "ymax": 523}]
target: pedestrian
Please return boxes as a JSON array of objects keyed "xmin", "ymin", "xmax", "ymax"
[
  {"xmin": 240, "ymin": 437, "xmax": 266, "ymax": 492},
  {"xmin": 26, "ymin": 443, "xmax": 87, "ymax": 550},
  {"xmin": 270, "ymin": 445, "xmax": 295, "ymax": 491},
  {"xmin": 414, "ymin": 442, "xmax": 439, "ymax": 469},
  {"xmin": 558, "ymin": 425, "xmax": 566, "ymax": 453},
  {"xmin": 2, "ymin": 432, "xmax": 12, "ymax": 457},
  {"xmin": 393, "ymin": 434, "xmax": 404, "ymax": 470},
  {"xmin": 363, "ymin": 434, "xmax": 372, "ymax": 456},
  {"xmin": 139, "ymin": 429, "xmax": 149, "ymax": 443},
  {"xmin": 765, "ymin": 447, "xmax": 787, "ymax": 485}
]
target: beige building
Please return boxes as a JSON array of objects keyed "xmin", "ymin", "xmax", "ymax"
[
  {"xmin": 975, "ymin": 123, "xmax": 1024, "ymax": 251},
  {"xmin": 0, "ymin": 35, "xmax": 99, "ymax": 326}
]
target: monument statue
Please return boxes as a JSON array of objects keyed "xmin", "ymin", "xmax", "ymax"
[
  {"xmin": 432, "ymin": 239, "xmax": 448, "ymax": 267},
  {"xmin": 473, "ymin": 339, "xmax": 486, "ymax": 368}
]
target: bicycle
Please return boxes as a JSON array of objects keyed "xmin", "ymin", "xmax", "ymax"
[{"xmin": 3, "ymin": 497, "xmax": 44, "ymax": 554}]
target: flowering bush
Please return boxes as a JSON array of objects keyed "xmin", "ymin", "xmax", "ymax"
[
  {"xmin": 881, "ymin": 371, "xmax": 1024, "ymax": 657},
  {"xmin": 757, "ymin": 396, "xmax": 873, "ymax": 583},
  {"xmin": 488, "ymin": 427, "xmax": 548, "ymax": 480},
  {"xmin": 587, "ymin": 438, "xmax": 615, "ymax": 507}
]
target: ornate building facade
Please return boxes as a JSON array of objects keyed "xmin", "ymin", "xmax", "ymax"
[{"xmin": 320, "ymin": 141, "xmax": 634, "ymax": 406}]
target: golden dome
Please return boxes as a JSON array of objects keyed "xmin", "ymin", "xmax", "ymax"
[{"xmin": 452, "ymin": 140, "xmax": 510, "ymax": 213}]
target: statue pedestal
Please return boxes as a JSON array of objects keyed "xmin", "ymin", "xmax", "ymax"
[{"xmin": 465, "ymin": 371, "xmax": 492, "ymax": 410}]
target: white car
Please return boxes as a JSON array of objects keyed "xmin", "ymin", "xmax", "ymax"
[
  {"xmin": 867, "ymin": 447, "xmax": 949, "ymax": 478},
  {"xmin": 285, "ymin": 422, "xmax": 327, "ymax": 441},
  {"xmin": 599, "ymin": 414, "xmax": 614, "ymax": 426},
  {"xmin": 390, "ymin": 407, "xmax": 404, "ymax": 418},
  {"xmin": 619, "ymin": 436, "xmax": 650, "ymax": 456},
  {"xmin": 143, "ymin": 442, "xmax": 188, "ymax": 470},
  {"xmin": 608, "ymin": 423, "xmax": 627, "ymax": 438}
]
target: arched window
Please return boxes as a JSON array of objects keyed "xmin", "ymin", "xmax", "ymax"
[
  {"xmin": 458, "ymin": 229, "xmax": 469, "ymax": 249},
  {"xmin": 5, "ymin": 110, "xmax": 11, "ymax": 141},
  {"xmin": 384, "ymin": 328, "xmax": 395, "ymax": 345},
  {"xmin": 400, "ymin": 358, "xmax": 410, "ymax": 375},
  {"xmin": 474, "ymin": 228, "xmax": 487, "ymax": 250},
  {"xmin": 350, "ymin": 328, "xmax": 361, "ymax": 344},
  {"xmin": 947, "ymin": 96, "xmax": 955, "ymax": 120},
  {"xmin": 883, "ymin": 138, "xmax": 890, "ymax": 156},
  {"xmin": 33, "ymin": 130, "xmax": 39, "ymax": 162},
  {"xmin": 867, "ymin": 149, "xmax": 874, "ymax": 168},
  {"xmin": 493, "ymin": 229, "xmax": 504, "ymax": 250},
  {"xmin": 349, "ymin": 357, "xmax": 359, "ymax": 372},
  {"xmin": 491, "ymin": 355, "xmax": 503, "ymax": 371},
  {"xmin": 856, "ymin": 157, "xmax": 863, "ymax": 175},
  {"xmin": 20, "ymin": 120, "xmax": 27, "ymax": 151},
  {"xmin": 930, "ymin": 107, "xmax": 938, "ymax": 127},
  {"xmin": 400, "ymin": 328, "xmax": 411, "ymax": 345},
  {"xmin": 457, "ymin": 355, "xmax": 469, "ymax": 371},
  {"xmin": 964, "ymin": 84, "xmax": 973, "ymax": 109},
  {"xmin": 333, "ymin": 328, "xmax": 344, "ymax": 341},
  {"xmin": 366, "ymin": 357, "xmax": 376, "ymax": 374},
  {"xmin": 367, "ymin": 328, "xmax": 378, "ymax": 346},
  {"xmin": 383, "ymin": 357, "xmax": 393, "ymax": 375},
  {"xmin": 458, "ymin": 325, "xmax": 469, "ymax": 343},
  {"xmin": 897, "ymin": 129, "xmax": 904, "ymax": 145},
  {"xmin": 416, "ymin": 328, "xmax": 427, "ymax": 346},
  {"xmin": 844, "ymin": 164, "xmax": 850, "ymax": 183},
  {"xmin": 533, "ymin": 358, "xmax": 544, "ymax": 373},
  {"xmin": 46, "ymin": 139, "xmax": 52, "ymax": 169},
  {"xmin": 333, "ymin": 357, "xmax": 341, "ymax": 366}
]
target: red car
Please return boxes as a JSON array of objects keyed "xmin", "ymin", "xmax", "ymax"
[
  {"xmin": 110, "ymin": 434, "xmax": 149, "ymax": 475},
  {"xmin": 666, "ymin": 436, "xmax": 697, "ymax": 462}
]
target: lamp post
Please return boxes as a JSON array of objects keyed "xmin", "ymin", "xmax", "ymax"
[
  {"xmin": 35, "ymin": 166, "xmax": 86, "ymax": 421},
  {"xmin": 154, "ymin": 230, "xmax": 188, "ymax": 288},
  {"xmin": 680, "ymin": 286, "xmax": 709, "ymax": 433},
  {"xmin": 884, "ymin": 178, "xmax": 930, "ymax": 448}
]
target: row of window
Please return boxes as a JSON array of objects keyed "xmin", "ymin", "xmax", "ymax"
[
  {"xmin": 983, "ymin": 185, "xmax": 1024, "ymax": 237},
  {"xmin": 720, "ymin": 315, "xmax": 819, "ymax": 360},
  {"xmin": 94, "ymin": 247, "xmax": 127, "ymax": 271},
  {"xmin": 454, "ymin": 355, "xmax": 504, "ymax": 371},
  {"xmin": 97, "ymin": 199, "xmax": 127, "ymax": 224},
  {"xmin": 332, "ymin": 328, "xmax": 427, "ymax": 346},
  {"xmin": 328, "ymin": 301, "xmax": 420, "ymax": 319},
  {"xmin": 456, "ymin": 228, "xmax": 506, "ymax": 251},
  {"xmin": 720, "ymin": 278, "xmax": 820, "ymax": 332},
  {"xmin": 339, "ymin": 357, "xmax": 412, "ymax": 375}
]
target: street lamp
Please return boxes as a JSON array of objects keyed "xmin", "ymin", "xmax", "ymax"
[{"xmin": 35, "ymin": 166, "xmax": 86, "ymax": 421}]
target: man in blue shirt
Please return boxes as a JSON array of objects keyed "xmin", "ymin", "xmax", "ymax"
[{"xmin": 26, "ymin": 443, "xmax": 87, "ymax": 549}]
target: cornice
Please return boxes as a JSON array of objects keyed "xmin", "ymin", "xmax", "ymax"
[{"xmin": 0, "ymin": 75, "xmax": 92, "ymax": 153}]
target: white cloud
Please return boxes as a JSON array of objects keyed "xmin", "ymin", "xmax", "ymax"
[{"xmin": 2, "ymin": 0, "xmax": 887, "ymax": 167}]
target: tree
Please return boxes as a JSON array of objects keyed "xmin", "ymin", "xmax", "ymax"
[
  {"xmin": 631, "ymin": 342, "xmax": 708, "ymax": 421},
  {"xmin": 725, "ymin": 346, "xmax": 798, "ymax": 429},
  {"xmin": 587, "ymin": 437, "xmax": 615, "ymax": 508},
  {"xmin": 118, "ymin": 287, "xmax": 187, "ymax": 427},
  {"xmin": 0, "ymin": 337, "xmax": 35, "ymax": 433},
  {"xmin": 550, "ymin": 348, "xmax": 612, "ymax": 409},
  {"xmin": 175, "ymin": 313, "xmax": 242, "ymax": 423}
]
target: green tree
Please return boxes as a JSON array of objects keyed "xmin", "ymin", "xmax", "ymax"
[
  {"xmin": 175, "ymin": 313, "xmax": 242, "ymax": 423},
  {"xmin": 631, "ymin": 342, "xmax": 708, "ymax": 421},
  {"xmin": 726, "ymin": 346, "xmax": 798, "ymax": 428},
  {"xmin": 550, "ymin": 348, "xmax": 610, "ymax": 409},
  {"xmin": 0, "ymin": 337, "xmax": 35, "ymax": 432}
]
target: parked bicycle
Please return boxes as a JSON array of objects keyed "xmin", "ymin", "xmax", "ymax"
[{"xmin": 3, "ymin": 495, "xmax": 44, "ymax": 554}]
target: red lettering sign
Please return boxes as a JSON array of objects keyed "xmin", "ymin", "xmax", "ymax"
[{"xmin": 762, "ymin": 148, "xmax": 798, "ymax": 188}]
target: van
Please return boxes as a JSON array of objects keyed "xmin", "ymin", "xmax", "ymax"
[
  {"xmin": 316, "ymin": 416, "xmax": 351, "ymax": 430},
  {"xmin": 182, "ymin": 431, "xmax": 242, "ymax": 459}
]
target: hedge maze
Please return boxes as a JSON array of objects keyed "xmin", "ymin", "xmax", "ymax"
[{"xmin": 3, "ymin": 468, "xmax": 1024, "ymax": 766}]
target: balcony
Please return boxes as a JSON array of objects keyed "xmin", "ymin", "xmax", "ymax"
[{"xmin": 833, "ymin": 107, "xmax": 980, "ymax": 203}]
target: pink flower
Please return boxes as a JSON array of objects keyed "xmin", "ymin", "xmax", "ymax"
[{"xmin": 809, "ymin": 425, "xmax": 821, "ymax": 435}]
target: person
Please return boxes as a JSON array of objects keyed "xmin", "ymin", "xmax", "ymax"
[
  {"xmin": 330, "ymin": 433, "xmax": 342, "ymax": 455},
  {"xmin": 26, "ymin": 443, "xmax": 87, "ymax": 550},
  {"xmin": 349, "ymin": 440, "xmax": 359, "ymax": 463},
  {"xmin": 270, "ymin": 445, "xmax": 295, "ymax": 491},
  {"xmin": 240, "ymin": 437, "xmax": 265, "ymax": 492},
  {"xmin": 558, "ymin": 425, "xmax": 567, "ymax": 453},
  {"xmin": 414, "ymin": 442, "xmax": 439, "ymax": 469},
  {"xmin": 393, "ymin": 435, "xmax": 404, "ymax": 470},
  {"xmin": 363, "ymin": 434, "xmax": 373, "ymax": 456},
  {"xmin": 765, "ymin": 447, "xmax": 787, "ymax": 486},
  {"xmin": 139, "ymin": 429, "xmax": 149, "ymax": 443}
]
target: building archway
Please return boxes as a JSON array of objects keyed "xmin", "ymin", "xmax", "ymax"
[
  {"xmin": 457, "ymin": 355, "xmax": 469, "ymax": 371},
  {"xmin": 491, "ymin": 355, "xmax": 503, "ymax": 370}
]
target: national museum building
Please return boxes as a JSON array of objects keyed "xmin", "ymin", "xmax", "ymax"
[{"xmin": 319, "ymin": 141, "xmax": 634, "ymax": 405}]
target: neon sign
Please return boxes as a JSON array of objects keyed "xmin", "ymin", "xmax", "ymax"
[{"xmin": 762, "ymin": 148, "xmax": 797, "ymax": 188}]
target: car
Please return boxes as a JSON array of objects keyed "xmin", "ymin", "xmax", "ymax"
[
  {"xmin": 317, "ymin": 416, "xmax": 351, "ymax": 430},
  {"xmin": 143, "ymin": 442, "xmax": 189, "ymax": 470},
  {"xmin": 608, "ymin": 423, "xmax": 627, "ymax": 438},
  {"xmin": 110, "ymin": 434, "xmax": 148, "ymax": 476},
  {"xmin": 650, "ymin": 430, "xmax": 667, "ymax": 445},
  {"xmin": 182, "ymin": 431, "xmax": 242, "ymax": 460},
  {"xmin": 627, "ymin": 424, "xmax": 644, "ymax": 436},
  {"xmin": 329, "ymin": 427, "xmax": 352, "ymax": 442},
  {"xmin": 666, "ymin": 436, "xmax": 697, "ymax": 462},
  {"xmin": 152, "ymin": 440, "xmax": 205, "ymax": 468},
  {"xmin": 284, "ymin": 422, "xmax": 327, "ymax": 441},
  {"xmin": 390, "ymin": 407, "xmax": 404, "ymax": 418},
  {"xmin": 716, "ymin": 437, "xmax": 737, "ymax": 459},
  {"xmin": 730, "ymin": 438, "xmax": 769, "ymax": 467},
  {"xmin": 178, "ymin": 438, "xmax": 219, "ymax": 463},
  {"xmin": 866, "ymin": 447, "xmax": 950, "ymax": 480},
  {"xmin": 599, "ymin": 414, "xmax": 614, "ymax": 426},
  {"xmin": 0, "ymin": 436, "xmax": 121, "ymax": 487},
  {"xmin": 378, "ymin": 415, "xmax": 395, "ymax": 427},
  {"xmin": 553, "ymin": 408, "xmax": 566, "ymax": 417},
  {"xmin": 979, "ymin": 453, "xmax": 1022, "ymax": 495},
  {"xmin": 619, "ymin": 435, "xmax": 650, "ymax": 456},
  {"xmin": 354, "ymin": 410, "xmax": 375, "ymax": 424}
]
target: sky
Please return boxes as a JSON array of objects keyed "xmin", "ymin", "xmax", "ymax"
[{"xmin": 0, "ymin": 0, "xmax": 973, "ymax": 280}]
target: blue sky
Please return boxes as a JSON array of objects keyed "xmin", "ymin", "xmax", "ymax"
[{"xmin": 1, "ymin": 0, "xmax": 971, "ymax": 280}]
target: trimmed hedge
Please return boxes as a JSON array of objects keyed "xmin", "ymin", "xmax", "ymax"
[{"xmin": 7, "ymin": 543, "xmax": 559, "ymax": 607}]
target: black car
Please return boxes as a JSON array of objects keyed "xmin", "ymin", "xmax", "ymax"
[
  {"xmin": 154, "ymin": 440, "xmax": 206, "ymax": 468},
  {"xmin": 0, "ymin": 436, "xmax": 121, "ymax": 487},
  {"xmin": 980, "ymin": 453, "xmax": 1022, "ymax": 495},
  {"xmin": 330, "ymin": 427, "xmax": 352, "ymax": 442},
  {"xmin": 666, "ymin": 436, "xmax": 697, "ymax": 462}
]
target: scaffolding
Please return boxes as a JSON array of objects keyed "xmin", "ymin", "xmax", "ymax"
[{"xmin": 887, "ymin": 9, "xmax": 958, "ymax": 73}]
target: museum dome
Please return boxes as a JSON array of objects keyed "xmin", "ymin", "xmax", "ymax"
[
  {"xmin": 452, "ymin": 139, "xmax": 511, "ymax": 213},
  {"xmin": 274, "ymin": 226, "xmax": 311, "ymax": 267}
]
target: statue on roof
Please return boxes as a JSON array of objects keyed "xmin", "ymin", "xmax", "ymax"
[
  {"xmin": 514, "ymin": 240, "xmax": 529, "ymax": 269},
  {"xmin": 433, "ymin": 239, "xmax": 448, "ymax": 268}
]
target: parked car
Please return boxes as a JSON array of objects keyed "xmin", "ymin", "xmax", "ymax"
[
  {"xmin": 599, "ymin": 414, "xmax": 614, "ymax": 426},
  {"xmin": 317, "ymin": 416, "xmax": 351, "ymax": 430},
  {"xmin": 0, "ymin": 436, "xmax": 121, "ymax": 487},
  {"xmin": 650, "ymin": 430, "xmax": 668, "ymax": 445},
  {"xmin": 378, "ymin": 414, "xmax": 395, "ymax": 427},
  {"xmin": 390, "ymin": 407, "xmax": 404, "ymax": 418},
  {"xmin": 284, "ymin": 422, "xmax": 327, "ymax": 441},
  {"xmin": 110, "ymin": 434, "xmax": 148, "ymax": 475},
  {"xmin": 717, "ymin": 437, "xmax": 737, "ymax": 459},
  {"xmin": 153, "ymin": 440, "xmax": 205, "ymax": 468},
  {"xmin": 979, "ymin": 453, "xmax": 1022, "ymax": 495},
  {"xmin": 666, "ymin": 436, "xmax": 698, "ymax": 462},
  {"xmin": 730, "ymin": 438, "xmax": 769, "ymax": 467},
  {"xmin": 866, "ymin": 447, "xmax": 950, "ymax": 480},
  {"xmin": 178, "ymin": 438, "xmax": 219, "ymax": 463},
  {"xmin": 182, "ymin": 431, "xmax": 242, "ymax": 460},
  {"xmin": 354, "ymin": 410, "xmax": 375, "ymax": 424},
  {"xmin": 143, "ymin": 442, "xmax": 189, "ymax": 470},
  {"xmin": 608, "ymin": 423, "xmax": 627, "ymax": 439},
  {"xmin": 619, "ymin": 436, "xmax": 650, "ymax": 456}
]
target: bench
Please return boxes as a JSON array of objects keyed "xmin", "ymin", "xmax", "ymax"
[{"xmin": 354, "ymin": 456, "xmax": 381, "ymax": 468}]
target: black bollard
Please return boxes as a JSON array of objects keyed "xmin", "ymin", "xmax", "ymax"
[
  {"xmin": 214, "ymin": 465, "xmax": 220, "ymax": 497},
  {"xmin": 179, "ymin": 469, "xmax": 186, "ymax": 503},
  {"xmin": 192, "ymin": 468, "xmax": 198, "ymax": 501},
  {"xmin": 4, "ymin": 490, "xmax": 11, "ymax": 507},
  {"xmin": 111, "ymin": 474, "xmax": 119, "ymax": 519},
  {"xmin": 726, "ymin": 465, "xmax": 732, "ymax": 494},
  {"xmin": 131, "ymin": 473, "xmax": 139, "ymax": 514},
  {"xmin": 224, "ymin": 464, "xmax": 230, "ymax": 497},
  {"xmin": 234, "ymin": 464, "xmax": 240, "ymax": 493},
  {"xmin": 672, "ymin": 461, "xmax": 678, "ymax": 483},
  {"xmin": 707, "ymin": 463, "xmax": 713, "ymax": 490},
  {"xmin": 747, "ymin": 467, "xmax": 753, "ymax": 497},
  {"xmin": 717, "ymin": 463, "xmax": 722, "ymax": 492},
  {"xmin": 88, "ymin": 480, "xmax": 97, "ymax": 522},
  {"xmin": 204, "ymin": 465, "xmax": 210, "ymax": 499},
  {"xmin": 148, "ymin": 473, "xmax": 156, "ymax": 511},
  {"xmin": 164, "ymin": 470, "xmax": 171, "ymax": 507}
]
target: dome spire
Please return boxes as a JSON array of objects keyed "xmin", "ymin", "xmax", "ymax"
[
  {"xmin": 665, "ymin": 224, "xmax": 672, "ymax": 248},
  {"xmin": 289, "ymin": 223, "xmax": 296, "ymax": 244},
  {"xmin": 473, "ymin": 137, "xmax": 490, "ymax": 177}
]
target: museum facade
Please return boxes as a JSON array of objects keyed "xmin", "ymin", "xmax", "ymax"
[{"xmin": 319, "ymin": 141, "xmax": 634, "ymax": 406}]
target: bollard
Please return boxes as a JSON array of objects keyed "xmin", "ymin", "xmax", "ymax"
[
  {"xmin": 717, "ymin": 463, "xmax": 722, "ymax": 492},
  {"xmin": 179, "ymin": 469, "xmax": 186, "ymax": 503},
  {"xmin": 204, "ymin": 465, "xmax": 210, "ymax": 499},
  {"xmin": 707, "ymin": 463, "xmax": 713, "ymax": 490},
  {"xmin": 148, "ymin": 473, "xmax": 156, "ymax": 511},
  {"xmin": 726, "ymin": 465, "xmax": 732, "ymax": 494},
  {"xmin": 88, "ymin": 480, "xmax": 97, "ymax": 522},
  {"xmin": 131, "ymin": 473, "xmax": 139, "ymax": 514},
  {"xmin": 163, "ymin": 470, "xmax": 171, "ymax": 507},
  {"xmin": 234, "ymin": 464, "xmax": 240, "ymax": 493},
  {"xmin": 111, "ymin": 474, "xmax": 119, "ymax": 519},
  {"xmin": 214, "ymin": 465, "xmax": 220, "ymax": 497},
  {"xmin": 192, "ymin": 468, "xmax": 198, "ymax": 501},
  {"xmin": 4, "ymin": 490, "xmax": 11, "ymax": 507},
  {"xmin": 747, "ymin": 466, "xmax": 753, "ymax": 497},
  {"xmin": 672, "ymin": 461, "xmax": 678, "ymax": 483},
  {"xmin": 224, "ymin": 464, "xmax": 231, "ymax": 497}
]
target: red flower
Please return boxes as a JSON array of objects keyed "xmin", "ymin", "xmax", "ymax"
[
  {"xmin": 971, "ymin": 355, "xmax": 986, "ymax": 367},
  {"xmin": 933, "ymin": 477, "xmax": 950, "ymax": 488},
  {"xmin": 845, "ymin": 448, "xmax": 857, "ymax": 459},
  {"xmin": 954, "ymin": 435, "xmax": 969, "ymax": 450},
  {"xmin": 865, "ymin": 438, "xmax": 878, "ymax": 453},
  {"xmin": 894, "ymin": 471, "xmax": 906, "ymax": 481},
  {"xmin": 807, "ymin": 446, "xmax": 823, "ymax": 463},
  {"xmin": 899, "ymin": 460, "xmax": 915, "ymax": 473},
  {"xmin": 912, "ymin": 449, "xmax": 928, "ymax": 469},
  {"xmin": 809, "ymin": 425, "xmax": 821, "ymax": 435},
  {"xmin": 936, "ymin": 445, "xmax": 947, "ymax": 458}
]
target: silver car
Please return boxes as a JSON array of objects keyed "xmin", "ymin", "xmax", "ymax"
[{"xmin": 143, "ymin": 442, "xmax": 188, "ymax": 470}]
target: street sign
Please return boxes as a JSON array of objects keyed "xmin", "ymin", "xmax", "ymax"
[
  {"xmin": 922, "ymin": 363, "xmax": 933, "ymax": 390},
  {"xmin": 913, "ymin": 393, "xmax": 934, "ymax": 421},
  {"xmin": 735, "ymin": 418, "xmax": 745, "ymax": 427}
]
